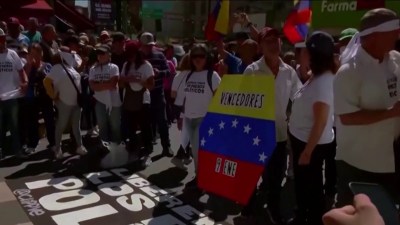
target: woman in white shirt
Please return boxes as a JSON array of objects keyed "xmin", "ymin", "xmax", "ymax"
[
  {"xmin": 120, "ymin": 41, "xmax": 154, "ymax": 156},
  {"xmin": 89, "ymin": 45, "xmax": 121, "ymax": 144},
  {"xmin": 288, "ymin": 32, "xmax": 336, "ymax": 225},
  {"xmin": 176, "ymin": 44, "xmax": 221, "ymax": 180},
  {"xmin": 43, "ymin": 46, "xmax": 87, "ymax": 159}
]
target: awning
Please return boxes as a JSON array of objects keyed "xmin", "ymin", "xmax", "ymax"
[
  {"xmin": 20, "ymin": 0, "xmax": 53, "ymax": 16},
  {"xmin": 21, "ymin": 0, "xmax": 52, "ymax": 11},
  {"xmin": 0, "ymin": 0, "xmax": 53, "ymax": 24},
  {"xmin": 54, "ymin": 0, "xmax": 95, "ymax": 31},
  {"xmin": 0, "ymin": 0, "xmax": 36, "ymax": 8}
]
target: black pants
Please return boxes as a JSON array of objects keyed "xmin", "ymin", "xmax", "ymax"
[
  {"xmin": 336, "ymin": 160, "xmax": 400, "ymax": 207},
  {"xmin": 18, "ymin": 98, "xmax": 29, "ymax": 147},
  {"xmin": 82, "ymin": 97, "xmax": 96, "ymax": 130},
  {"xmin": 150, "ymin": 95, "xmax": 170, "ymax": 149},
  {"xmin": 26, "ymin": 97, "xmax": 56, "ymax": 148},
  {"xmin": 290, "ymin": 133, "xmax": 329, "ymax": 225},
  {"xmin": 323, "ymin": 128, "xmax": 337, "ymax": 196},
  {"xmin": 243, "ymin": 141, "xmax": 287, "ymax": 218},
  {"xmin": 125, "ymin": 105, "xmax": 153, "ymax": 154}
]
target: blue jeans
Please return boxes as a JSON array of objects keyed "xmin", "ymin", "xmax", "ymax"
[
  {"xmin": 0, "ymin": 99, "xmax": 21, "ymax": 154},
  {"xmin": 95, "ymin": 101, "xmax": 121, "ymax": 143}
]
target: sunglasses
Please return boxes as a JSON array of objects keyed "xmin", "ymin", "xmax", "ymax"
[{"xmin": 191, "ymin": 54, "xmax": 206, "ymax": 59}]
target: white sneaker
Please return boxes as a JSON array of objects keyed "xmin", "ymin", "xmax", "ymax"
[
  {"xmin": 53, "ymin": 147, "xmax": 63, "ymax": 159},
  {"xmin": 76, "ymin": 146, "xmax": 88, "ymax": 155},
  {"xmin": 26, "ymin": 148, "xmax": 36, "ymax": 154}
]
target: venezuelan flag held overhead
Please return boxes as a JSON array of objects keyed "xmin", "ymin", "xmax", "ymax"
[
  {"xmin": 283, "ymin": 0, "xmax": 312, "ymax": 44},
  {"xmin": 198, "ymin": 75, "xmax": 276, "ymax": 205},
  {"xmin": 205, "ymin": 0, "xmax": 230, "ymax": 41}
]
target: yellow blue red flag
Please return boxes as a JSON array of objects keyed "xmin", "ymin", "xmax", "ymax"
[
  {"xmin": 283, "ymin": 0, "xmax": 312, "ymax": 44},
  {"xmin": 198, "ymin": 75, "xmax": 276, "ymax": 205},
  {"xmin": 205, "ymin": 0, "xmax": 230, "ymax": 41}
]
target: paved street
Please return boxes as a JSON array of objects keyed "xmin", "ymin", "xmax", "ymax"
[{"xmin": 0, "ymin": 126, "xmax": 295, "ymax": 225}]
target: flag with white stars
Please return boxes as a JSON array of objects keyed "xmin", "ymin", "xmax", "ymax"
[{"xmin": 197, "ymin": 75, "xmax": 276, "ymax": 205}]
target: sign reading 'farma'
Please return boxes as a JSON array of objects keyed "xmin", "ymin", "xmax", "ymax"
[{"xmin": 312, "ymin": 0, "xmax": 399, "ymax": 28}]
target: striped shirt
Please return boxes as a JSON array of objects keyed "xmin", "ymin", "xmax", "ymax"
[{"xmin": 145, "ymin": 49, "xmax": 171, "ymax": 96}]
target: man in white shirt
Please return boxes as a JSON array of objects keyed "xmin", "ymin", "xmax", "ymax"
[
  {"xmin": 0, "ymin": 28, "xmax": 28, "ymax": 159},
  {"xmin": 334, "ymin": 8, "xmax": 400, "ymax": 207},
  {"xmin": 242, "ymin": 27, "xmax": 302, "ymax": 224}
]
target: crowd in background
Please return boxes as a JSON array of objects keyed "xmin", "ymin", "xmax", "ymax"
[{"xmin": 0, "ymin": 7, "xmax": 400, "ymax": 225}]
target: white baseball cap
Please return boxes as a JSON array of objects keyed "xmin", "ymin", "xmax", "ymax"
[
  {"xmin": 140, "ymin": 32, "xmax": 156, "ymax": 46},
  {"xmin": 0, "ymin": 28, "xmax": 5, "ymax": 36}
]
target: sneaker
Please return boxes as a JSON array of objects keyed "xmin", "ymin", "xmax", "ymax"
[
  {"xmin": 86, "ymin": 129, "xmax": 98, "ymax": 137},
  {"xmin": 16, "ymin": 152, "xmax": 29, "ymax": 159},
  {"xmin": 76, "ymin": 146, "xmax": 88, "ymax": 155},
  {"xmin": 171, "ymin": 146, "xmax": 185, "ymax": 168},
  {"xmin": 183, "ymin": 150, "xmax": 193, "ymax": 165},
  {"xmin": 162, "ymin": 147, "xmax": 174, "ymax": 157},
  {"xmin": 25, "ymin": 147, "xmax": 36, "ymax": 154},
  {"xmin": 53, "ymin": 147, "xmax": 63, "ymax": 159}
]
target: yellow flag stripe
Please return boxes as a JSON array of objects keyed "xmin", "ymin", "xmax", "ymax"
[
  {"xmin": 215, "ymin": 0, "xmax": 230, "ymax": 35},
  {"xmin": 208, "ymin": 75, "xmax": 275, "ymax": 121}
]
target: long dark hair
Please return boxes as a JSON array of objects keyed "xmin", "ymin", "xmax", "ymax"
[
  {"xmin": 309, "ymin": 52, "xmax": 336, "ymax": 76},
  {"xmin": 189, "ymin": 44, "xmax": 213, "ymax": 71},
  {"xmin": 125, "ymin": 50, "xmax": 145, "ymax": 75}
]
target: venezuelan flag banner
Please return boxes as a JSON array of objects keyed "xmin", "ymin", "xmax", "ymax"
[
  {"xmin": 205, "ymin": 0, "xmax": 230, "ymax": 41},
  {"xmin": 198, "ymin": 75, "xmax": 276, "ymax": 205},
  {"xmin": 283, "ymin": 0, "xmax": 312, "ymax": 44}
]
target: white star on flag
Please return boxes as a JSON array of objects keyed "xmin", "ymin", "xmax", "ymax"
[
  {"xmin": 219, "ymin": 121, "xmax": 225, "ymax": 130},
  {"xmin": 253, "ymin": 136, "xmax": 261, "ymax": 146},
  {"xmin": 208, "ymin": 128, "xmax": 214, "ymax": 136},
  {"xmin": 201, "ymin": 137, "xmax": 206, "ymax": 146},
  {"xmin": 232, "ymin": 119, "xmax": 239, "ymax": 128},
  {"xmin": 259, "ymin": 152, "xmax": 267, "ymax": 162},
  {"xmin": 243, "ymin": 124, "xmax": 252, "ymax": 134}
]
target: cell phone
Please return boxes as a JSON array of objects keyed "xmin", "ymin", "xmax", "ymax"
[{"xmin": 349, "ymin": 182, "xmax": 400, "ymax": 225}]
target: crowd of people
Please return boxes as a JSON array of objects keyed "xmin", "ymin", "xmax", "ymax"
[{"xmin": 0, "ymin": 7, "xmax": 399, "ymax": 225}]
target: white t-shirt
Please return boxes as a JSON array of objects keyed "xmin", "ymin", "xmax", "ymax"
[
  {"xmin": 172, "ymin": 70, "xmax": 189, "ymax": 106},
  {"xmin": 0, "ymin": 49, "xmax": 24, "ymax": 100},
  {"xmin": 121, "ymin": 61, "xmax": 154, "ymax": 104},
  {"xmin": 244, "ymin": 57, "xmax": 302, "ymax": 142},
  {"xmin": 289, "ymin": 72, "xmax": 335, "ymax": 144},
  {"xmin": 334, "ymin": 48, "xmax": 400, "ymax": 173},
  {"xmin": 48, "ymin": 64, "xmax": 81, "ymax": 106},
  {"xmin": 177, "ymin": 70, "xmax": 221, "ymax": 118},
  {"xmin": 89, "ymin": 63, "xmax": 122, "ymax": 107}
]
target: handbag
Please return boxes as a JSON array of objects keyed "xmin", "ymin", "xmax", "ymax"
[{"xmin": 61, "ymin": 64, "xmax": 84, "ymax": 107}]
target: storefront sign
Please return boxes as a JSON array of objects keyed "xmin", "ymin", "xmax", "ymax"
[
  {"xmin": 312, "ymin": 0, "xmax": 400, "ymax": 28},
  {"xmin": 7, "ymin": 169, "xmax": 225, "ymax": 225},
  {"xmin": 91, "ymin": 0, "xmax": 114, "ymax": 25}
]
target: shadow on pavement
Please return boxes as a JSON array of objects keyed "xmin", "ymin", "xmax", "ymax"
[{"xmin": 147, "ymin": 167, "xmax": 188, "ymax": 189}]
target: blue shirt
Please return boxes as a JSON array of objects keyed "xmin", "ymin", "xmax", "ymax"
[{"xmin": 225, "ymin": 52, "xmax": 248, "ymax": 74}]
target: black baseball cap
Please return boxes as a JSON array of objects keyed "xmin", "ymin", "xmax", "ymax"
[
  {"xmin": 306, "ymin": 31, "xmax": 335, "ymax": 57},
  {"xmin": 112, "ymin": 32, "xmax": 125, "ymax": 42},
  {"xmin": 96, "ymin": 44, "xmax": 111, "ymax": 53}
]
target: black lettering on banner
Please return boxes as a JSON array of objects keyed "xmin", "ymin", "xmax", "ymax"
[
  {"xmin": 258, "ymin": 94, "xmax": 265, "ymax": 108},
  {"xmin": 215, "ymin": 158, "xmax": 222, "ymax": 173},
  {"xmin": 250, "ymin": 94, "xmax": 256, "ymax": 108},
  {"xmin": 220, "ymin": 92, "xmax": 226, "ymax": 105},
  {"xmin": 222, "ymin": 160, "xmax": 237, "ymax": 177},
  {"xmin": 7, "ymin": 168, "xmax": 226, "ymax": 225},
  {"xmin": 219, "ymin": 91, "xmax": 266, "ymax": 109}
]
